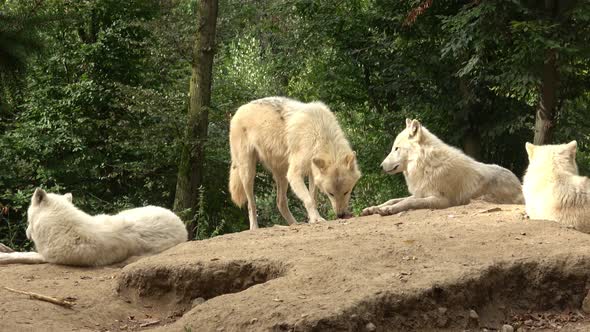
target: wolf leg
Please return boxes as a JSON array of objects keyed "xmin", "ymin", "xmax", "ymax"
[
  {"xmin": 287, "ymin": 167, "xmax": 325, "ymax": 223},
  {"xmin": 309, "ymin": 178, "xmax": 317, "ymax": 206},
  {"xmin": 361, "ymin": 197, "xmax": 410, "ymax": 216},
  {"xmin": 238, "ymin": 153, "xmax": 259, "ymax": 230},
  {"xmin": 274, "ymin": 172, "xmax": 297, "ymax": 225},
  {"xmin": 0, "ymin": 252, "xmax": 46, "ymax": 264},
  {"xmin": 377, "ymin": 196, "xmax": 451, "ymax": 216}
]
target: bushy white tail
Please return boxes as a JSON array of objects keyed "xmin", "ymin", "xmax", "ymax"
[
  {"xmin": 229, "ymin": 163, "xmax": 246, "ymax": 207},
  {"xmin": 0, "ymin": 243, "xmax": 13, "ymax": 253},
  {"xmin": 0, "ymin": 252, "xmax": 46, "ymax": 264}
]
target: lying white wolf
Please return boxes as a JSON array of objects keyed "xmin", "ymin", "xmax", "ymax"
[
  {"xmin": 0, "ymin": 189, "xmax": 187, "ymax": 266},
  {"xmin": 362, "ymin": 119, "xmax": 524, "ymax": 216},
  {"xmin": 523, "ymin": 141, "xmax": 590, "ymax": 233},
  {"xmin": 229, "ymin": 97, "xmax": 361, "ymax": 229}
]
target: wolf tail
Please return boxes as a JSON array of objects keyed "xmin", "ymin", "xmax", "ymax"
[
  {"xmin": 229, "ymin": 162, "xmax": 247, "ymax": 207},
  {"xmin": 0, "ymin": 252, "xmax": 46, "ymax": 265}
]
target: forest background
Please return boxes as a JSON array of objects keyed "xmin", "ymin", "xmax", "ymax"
[{"xmin": 1, "ymin": 0, "xmax": 589, "ymax": 248}]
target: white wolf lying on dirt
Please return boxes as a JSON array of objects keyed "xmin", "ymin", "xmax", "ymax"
[
  {"xmin": 523, "ymin": 141, "xmax": 590, "ymax": 233},
  {"xmin": 229, "ymin": 97, "xmax": 361, "ymax": 230},
  {"xmin": 0, "ymin": 189, "xmax": 187, "ymax": 266},
  {"xmin": 362, "ymin": 119, "xmax": 524, "ymax": 216}
]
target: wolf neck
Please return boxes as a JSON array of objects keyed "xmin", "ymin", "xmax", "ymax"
[
  {"xmin": 404, "ymin": 128, "xmax": 475, "ymax": 182},
  {"xmin": 527, "ymin": 161, "xmax": 576, "ymax": 180},
  {"xmin": 43, "ymin": 203, "xmax": 97, "ymax": 231}
]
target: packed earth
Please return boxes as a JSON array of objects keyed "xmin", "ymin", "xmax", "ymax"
[{"xmin": 2, "ymin": 202, "xmax": 590, "ymax": 331}]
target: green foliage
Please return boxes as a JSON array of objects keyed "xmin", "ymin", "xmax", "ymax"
[{"xmin": 2, "ymin": 0, "xmax": 590, "ymax": 249}]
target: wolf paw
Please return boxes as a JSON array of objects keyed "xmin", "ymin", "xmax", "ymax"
[
  {"xmin": 361, "ymin": 207, "xmax": 379, "ymax": 216},
  {"xmin": 378, "ymin": 206, "xmax": 399, "ymax": 216},
  {"xmin": 308, "ymin": 216, "xmax": 326, "ymax": 224}
]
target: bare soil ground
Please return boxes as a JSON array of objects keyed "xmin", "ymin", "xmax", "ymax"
[{"xmin": 3, "ymin": 202, "xmax": 590, "ymax": 332}]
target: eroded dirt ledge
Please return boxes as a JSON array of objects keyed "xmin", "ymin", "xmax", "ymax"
[{"xmin": 2, "ymin": 202, "xmax": 590, "ymax": 332}]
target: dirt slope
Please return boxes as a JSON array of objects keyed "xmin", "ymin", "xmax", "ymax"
[{"xmin": 2, "ymin": 202, "xmax": 590, "ymax": 332}]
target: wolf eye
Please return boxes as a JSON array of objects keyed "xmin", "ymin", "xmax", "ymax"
[
  {"xmin": 343, "ymin": 191, "xmax": 349, "ymax": 195},
  {"xmin": 328, "ymin": 192, "xmax": 334, "ymax": 197},
  {"xmin": 394, "ymin": 147, "xmax": 399, "ymax": 151}
]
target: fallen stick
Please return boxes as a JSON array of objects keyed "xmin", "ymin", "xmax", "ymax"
[
  {"xmin": 3, "ymin": 287, "xmax": 75, "ymax": 309},
  {"xmin": 139, "ymin": 320, "xmax": 161, "ymax": 328}
]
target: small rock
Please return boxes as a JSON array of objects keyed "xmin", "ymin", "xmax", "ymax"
[
  {"xmin": 501, "ymin": 324, "xmax": 514, "ymax": 332},
  {"xmin": 365, "ymin": 322, "xmax": 376, "ymax": 331},
  {"xmin": 467, "ymin": 309, "xmax": 479, "ymax": 328},
  {"xmin": 350, "ymin": 314, "xmax": 358, "ymax": 320},
  {"xmin": 436, "ymin": 315, "xmax": 449, "ymax": 328},
  {"xmin": 249, "ymin": 318, "xmax": 258, "ymax": 324},
  {"xmin": 582, "ymin": 290, "xmax": 590, "ymax": 313},
  {"xmin": 524, "ymin": 319, "xmax": 533, "ymax": 326},
  {"xmin": 191, "ymin": 297, "xmax": 205, "ymax": 307}
]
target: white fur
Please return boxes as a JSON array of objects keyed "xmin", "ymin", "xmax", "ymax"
[
  {"xmin": 1, "ymin": 189, "xmax": 187, "ymax": 266},
  {"xmin": 229, "ymin": 97, "xmax": 361, "ymax": 229},
  {"xmin": 523, "ymin": 141, "xmax": 590, "ymax": 232},
  {"xmin": 362, "ymin": 119, "xmax": 524, "ymax": 216}
]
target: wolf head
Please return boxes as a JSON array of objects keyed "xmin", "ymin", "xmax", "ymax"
[
  {"xmin": 26, "ymin": 188, "xmax": 73, "ymax": 240},
  {"xmin": 381, "ymin": 118, "xmax": 423, "ymax": 174},
  {"xmin": 312, "ymin": 152, "xmax": 361, "ymax": 218},
  {"xmin": 525, "ymin": 141, "xmax": 579, "ymax": 175}
]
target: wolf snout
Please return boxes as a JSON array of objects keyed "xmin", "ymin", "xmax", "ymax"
[
  {"xmin": 338, "ymin": 212, "xmax": 353, "ymax": 219},
  {"xmin": 380, "ymin": 162, "xmax": 398, "ymax": 173}
]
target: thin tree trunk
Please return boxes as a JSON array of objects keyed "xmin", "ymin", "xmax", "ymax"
[
  {"xmin": 174, "ymin": 0, "xmax": 219, "ymax": 239},
  {"xmin": 533, "ymin": 49, "xmax": 558, "ymax": 145},
  {"xmin": 463, "ymin": 131, "xmax": 481, "ymax": 160},
  {"xmin": 459, "ymin": 78, "xmax": 482, "ymax": 160}
]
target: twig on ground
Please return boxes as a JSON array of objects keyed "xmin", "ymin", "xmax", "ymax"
[{"xmin": 3, "ymin": 286, "xmax": 75, "ymax": 309}]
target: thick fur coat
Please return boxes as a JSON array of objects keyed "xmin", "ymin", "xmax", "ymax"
[
  {"xmin": 362, "ymin": 119, "xmax": 524, "ymax": 216},
  {"xmin": 523, "ymin": 141, "xmax": 590, "ymax": 233},
  {"xmin": 229, "ymin": 97, "xmax": 361, "ymax": 229},
  {"xmin": 0, "ymin": 189, "xmax": 187, "ymax": 266}
]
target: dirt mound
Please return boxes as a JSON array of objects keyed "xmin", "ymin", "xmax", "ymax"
[
  {"xmin": 2, "ymin": 202, "xmax": 590, "ymax": 331},
  {"xmin": 117, "ymin": 259, "xmax": 286, "ymax": 314}
]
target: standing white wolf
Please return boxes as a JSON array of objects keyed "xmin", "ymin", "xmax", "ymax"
[
  {"xmin": 0, "ymin": 189, "xmax": 187, "ymax": 266},
  {"xmin": 523, "ymin": 141, "xmax": 590, "ymax": 233},
  {"xmin": 229, "ymin": 97, "xmax": 361, "ymax": 230},
  {"xmin": 362, "ymin": 119, "xmax": 524, "ymax": 216}
]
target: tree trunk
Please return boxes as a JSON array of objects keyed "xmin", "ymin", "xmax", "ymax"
[
  {"xmin": 533, "ymin": 49, "xmax": 558, "ymax": 145},
  {"xmin": 173, "ymin": 0, "xmax": 219, "ymax": 239},
  {"xmin": 458, "ymin": 78, "xmax": 482, "ymax": 160},
  {"xmin": 462, "ymin": 131, "xmax": 481, "ymax": 160}
]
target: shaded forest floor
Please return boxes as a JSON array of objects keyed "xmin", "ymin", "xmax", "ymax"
[{"xmin": 2, "ymin": 202, "xmax": 590, "ymax": 331}]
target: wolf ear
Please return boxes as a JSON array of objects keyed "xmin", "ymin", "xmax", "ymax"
[
  {"xmin": 408, "ymin": 119, "xmax": 421, "ymax": 139},
  {"xmin": 405, "ymin": 118, "xmax": 412, "ymax": 128},
  {"xmin": 312, "ymin": 157, "xmax": 329, "ymax": 173},
  {"xmin": 343, "ymin": 152, "xmax": 357, "ymax": 170},
  {"xmin": 564, "ymin": 140, "xmax": 577, "ymax": 157},
  {"xmin": 566, "ymin": 140, "xmax": 577, "ymax": 151},
  {"xmin": 64, "ymin": 193, "xmax": 73, "ymax": 202},
  {"xmin": 525, "ymin": 142, "xmax": 535, "ymax": 158},
  {"xmin": 32, "ymin": 188, "xmax": 47, "ymax": 205}
]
